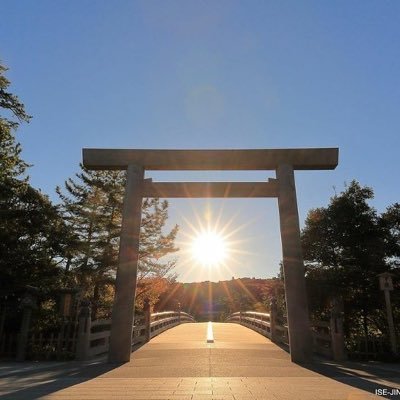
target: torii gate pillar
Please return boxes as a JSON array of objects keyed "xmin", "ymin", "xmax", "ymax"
[
  {"xmin": 277, "ymin": 164, "xmax": 312, "ymax": 362},
  {"xmin": 108, "ymin": 165, "xmax": 144, "ymax": 363}
]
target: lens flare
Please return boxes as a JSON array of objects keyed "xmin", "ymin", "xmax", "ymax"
[
  {"xmin": 174, "ymin": 201, "xmax": 255, "ymax": 282},
  {"xmin": 191, "ymin": 230, "xmax": 227, "ymax": 266}
]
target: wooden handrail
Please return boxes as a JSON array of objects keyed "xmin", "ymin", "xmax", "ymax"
[
  {"xmin": 86, "ymin": 310, "xmax": 195, "ymax": 359},
  {"xmin": 227, "ymin": 310, "xmax": 340, "ymax": 360}
]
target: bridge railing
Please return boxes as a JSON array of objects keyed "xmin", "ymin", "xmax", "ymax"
[
  {"xmin": 76, "ymin": 304, "xmax": 195, "ymax": 360},
  {"xmin": 150, "ymin": 311, "xmax": 195, "ymax": 339},
  {"xmin": 227, "ymin": 306, "xmax": 345, "ymax": 361},
  {"xmin": 88, "ymin": 319, "xmax": 112, "ymax": 358},
  {"xmin": 311, "ymin": 320, "xmax": 332, "ymax": 358},
  {"xmin": 226, "ymin": 310, "xmax": 288, "ymax": 344}
]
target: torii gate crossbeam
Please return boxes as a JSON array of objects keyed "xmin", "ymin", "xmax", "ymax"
[{"xmin": 82, "ymin": 148, "xmax": 339, "ymax": 364}]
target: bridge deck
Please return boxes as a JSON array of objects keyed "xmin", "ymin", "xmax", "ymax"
[{"xmin": 1, "ymin": 323, "xmax": 399, "ymax": 399}]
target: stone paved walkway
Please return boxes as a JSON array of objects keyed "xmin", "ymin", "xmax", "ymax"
[{"xmin": 1, "ymin": 323, "xmax": 399, "ymax": 399}]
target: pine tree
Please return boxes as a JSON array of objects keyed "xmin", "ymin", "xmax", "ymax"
[
  {"xmin": 57, "ymin": 166, "xmax": 179, "ymax": 318},
  {"xmin": 0, "ymin": 63, "xmax": 31, "ymax": 180}
]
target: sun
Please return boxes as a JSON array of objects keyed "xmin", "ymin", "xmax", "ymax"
[
  {"xmin": 177, "ymin": 204, "xmax": 251, "ymax": 280},
  {"xmin": 191, "ymin": 230, "xmax": 227, "ymax": 267}
]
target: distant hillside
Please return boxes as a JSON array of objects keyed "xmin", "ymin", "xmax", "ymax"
[{"xmin": 155, "ymin": 277, "xmax": 283, "ymax": 321}]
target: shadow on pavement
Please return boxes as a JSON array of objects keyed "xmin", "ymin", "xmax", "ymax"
[
  {"xmin": 0, "ymin": 359, "xmax": 122, "ymax": 400},
  {"xmin": 0, "ymin": 343, "xmax": 147, "ymax": 400},
  {"xmin": 303, "ymin": 358, "xmax": 400, "ymax": 400}
]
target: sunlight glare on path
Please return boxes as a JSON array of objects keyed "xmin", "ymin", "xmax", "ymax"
[{"xmin": 206, "ymin": 321, "xmax": 214, "ymax": 343}]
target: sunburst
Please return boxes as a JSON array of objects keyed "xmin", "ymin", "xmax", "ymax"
[
  {"xmin": 176, "ymin": 202, "xmax": 253, "ymax": 281},
  {"xmin": 191, "ymin": 229, "xmax": 227, "ymax": 267},
  {"xmin": 156, "ymin": 201, "xmax": 260, "ymax": 309}
]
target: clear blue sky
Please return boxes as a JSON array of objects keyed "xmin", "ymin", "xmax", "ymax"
[{"xmin": 2, "ymin": 1, "xmax": 399, "ymax": 282}]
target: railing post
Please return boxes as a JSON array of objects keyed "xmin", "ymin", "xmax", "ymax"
[
  {"xmin": 144, "ymin": 298, "xmax": 151, "ymax": 342},
  {"xmin": 16, "ymin": 287, "xmax": 38, "ymax": 361},
  {"xmin": 239, "ymin": 311, "xmax": 242, "ymax": 323},
  {"xmin": 76, "ymin": 300, "xmax": 91, "ymax": 361},
  {"xmin": 270, "ymin": 298, "xmax": 278, "ymax": 342},
  {"xmin": 330, "ymin": 296, "xmax": 346, "ymax": 361},
  {"xmin": 178, "ymin": 302, "xmax": 181, "ymax": 324}
]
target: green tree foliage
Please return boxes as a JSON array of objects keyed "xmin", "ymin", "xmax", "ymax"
[
  {"xmin": 381, "ymin": 203, "xmax": 400, "ymax": 266},
  {"xmin": 0, "ymin": 63, "xmax": 67, "ymax": 297},
  {"xmin": 1, "ymin": 183, "xmax": 68, "ymax": 291},
  {"xmin": 57, "ymin": 166, "xmax": 179, "ymax": 318},
  {"xmin": 380, "ymin": 202, "xmax": 400, "ymax": 340},
  {"xmin": 301, "ymin": 181, "xmax": 399, "ymax": 344},
  {"xmin": 0, "ymin": 64, "xmax": 31, "ymax": 179}
]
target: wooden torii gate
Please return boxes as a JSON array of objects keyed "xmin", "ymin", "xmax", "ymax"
[{"xmin": 83, "ymin": 148, "xmax": 339, "ymax": 364}]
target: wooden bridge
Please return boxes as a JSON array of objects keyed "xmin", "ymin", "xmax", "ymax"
[
  {"xmin": 77, "ymin": 305, "xmax": 342, "ymax": 363},
  {"xmin": 1, "ymin": 320, "xmax": 399, "ymax": 399}
]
